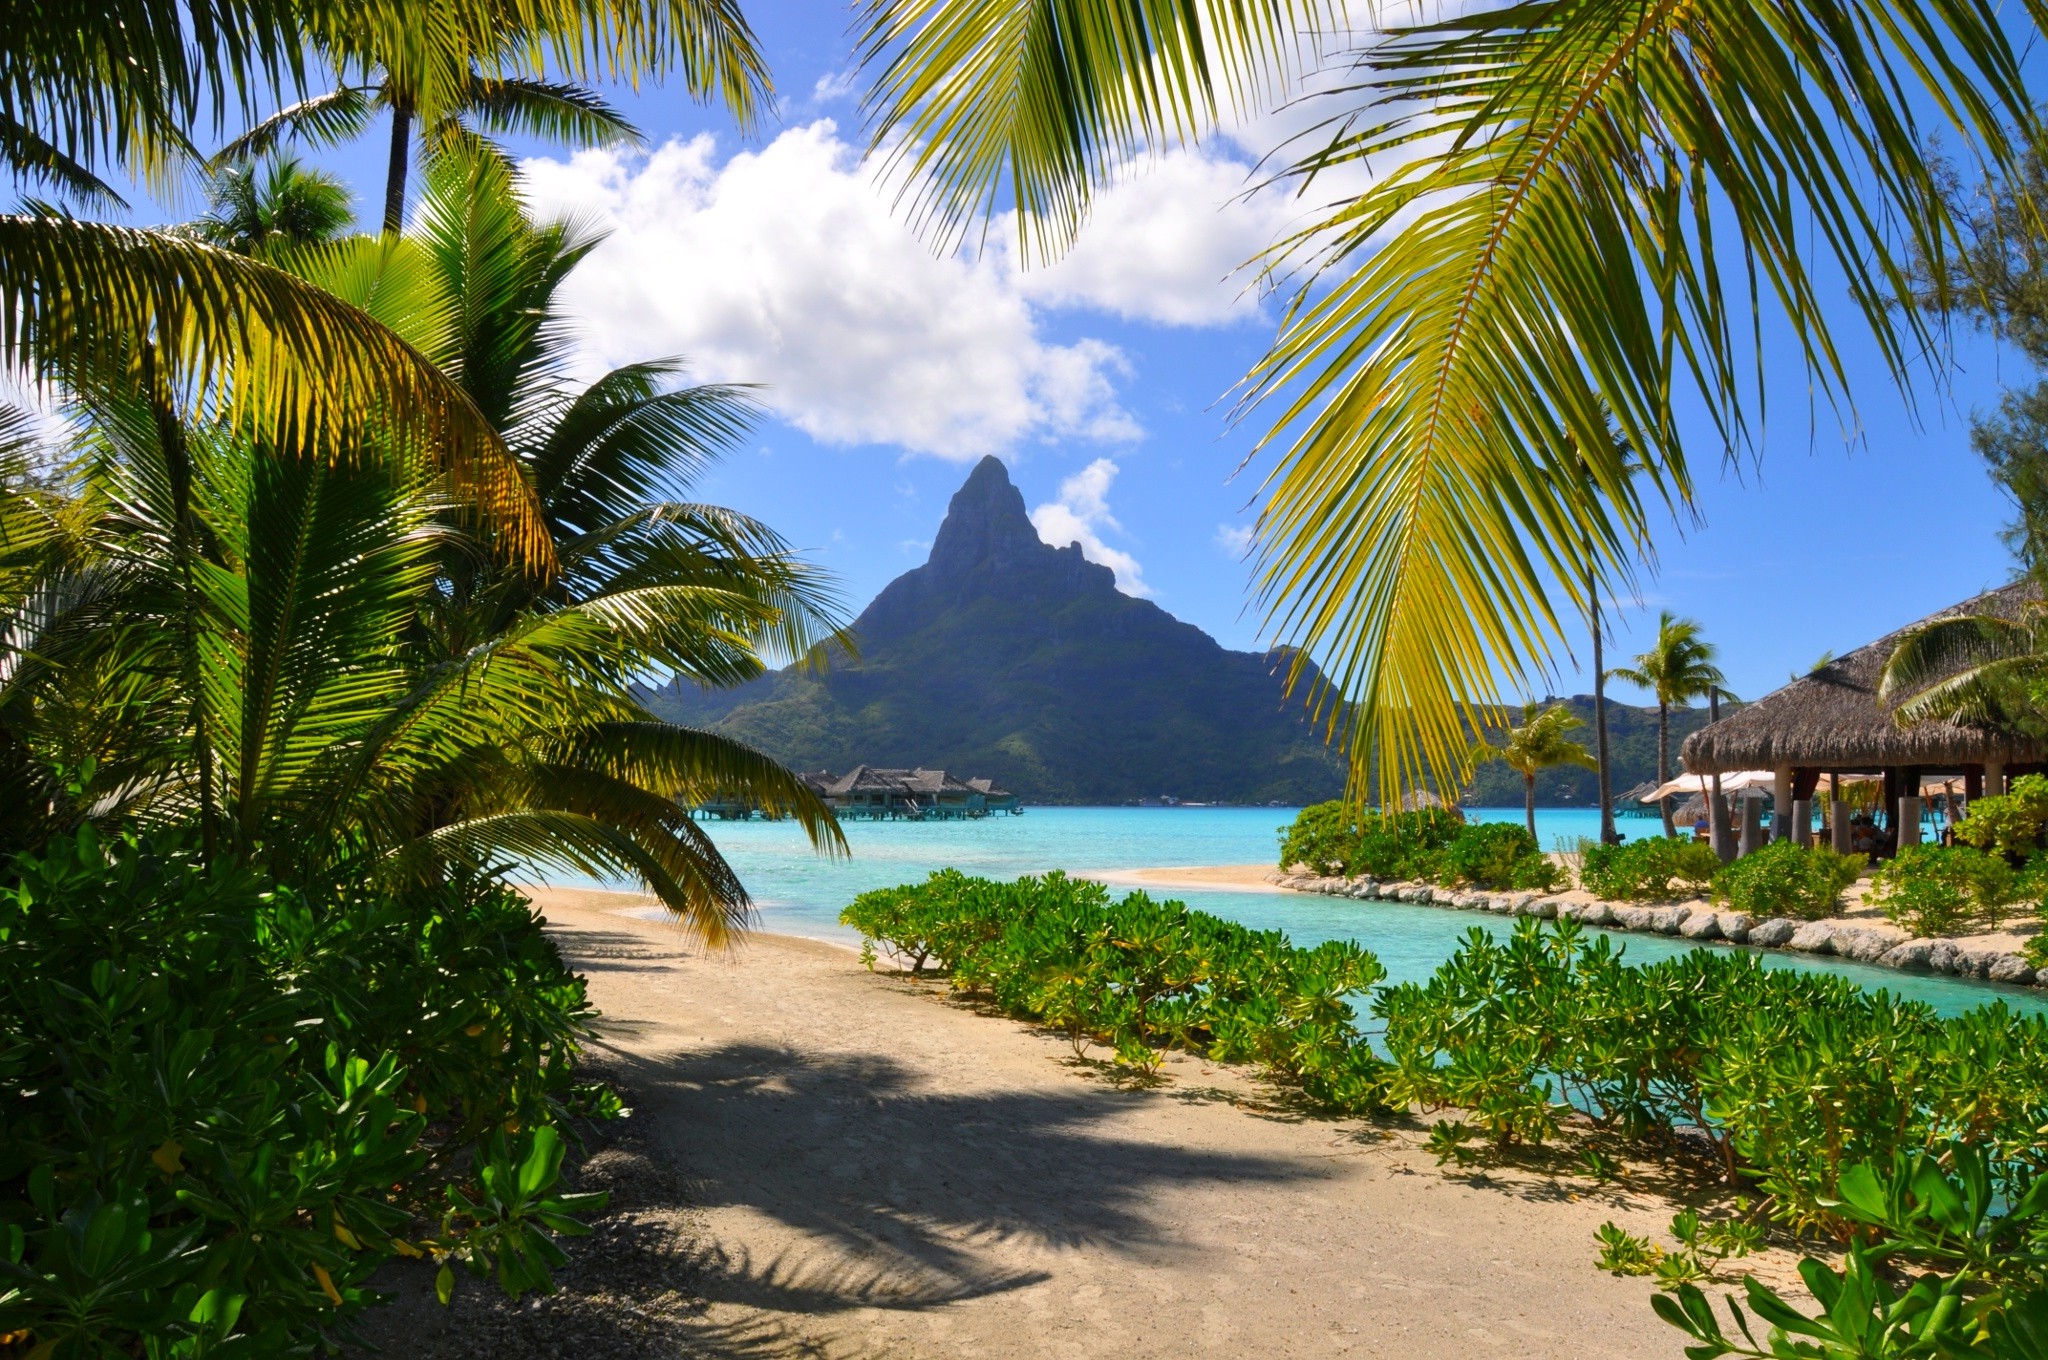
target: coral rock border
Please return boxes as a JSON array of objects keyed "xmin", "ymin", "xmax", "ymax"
[{"xmin": 1271, "ymin": 871, "xmax": 2047, "ymax": 991}]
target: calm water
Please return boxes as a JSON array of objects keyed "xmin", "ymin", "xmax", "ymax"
[{"xmin": 549, "ymin": 805, "xmax": 2044, "ymax": 1018}]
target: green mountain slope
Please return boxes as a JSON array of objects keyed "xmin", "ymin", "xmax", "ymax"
[
  {"xmin": 640, "ymin": 456, "xmax": 1351, "ymax": 804},
  {"xmin": 640, "ymin": 456, "xmax": 1716, "ymax": 807}
]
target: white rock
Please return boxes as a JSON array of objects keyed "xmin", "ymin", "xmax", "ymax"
[
  {"xmin": 1988, "ymin": 955, "xmax": 2037, "ymax": 985},
  {"xmin": 1714, "ymin": 911, "xmax": 1755, "ymax": 943},
  {"xmin": 1787, "ymin": 922, "xmax": 1838, "ymax": 954},
  {"xmin": 1678, "ymin": 912, "xmax": 1722, "ymax": 941},
  {"xmin": 1747, "ymin": 918, "xmax": 1798, "ymax": 948},
  {"xmin": 1877, "ymin": 940, "xmax": 1933, "ymax": 971}
]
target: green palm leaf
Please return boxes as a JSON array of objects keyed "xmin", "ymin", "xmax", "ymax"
[{"xmin": 1, "ymin": 216, "xmax": 554, "ymax": 568}]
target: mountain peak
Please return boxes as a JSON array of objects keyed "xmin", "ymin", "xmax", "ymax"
[{"xmin": 927, "ymin": 456, "xmax": 1043, "ymax": 575}]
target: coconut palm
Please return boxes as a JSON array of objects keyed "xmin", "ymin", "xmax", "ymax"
[
  {"xmin": 853, "ymin": 0, "xmax": 2042, "ymax": 803},
  {"xmin": 191, "ymin": 155, "xmax": 355, "ymax": 258},
  {"xmin": 1470, "ymin": 703, "xmax": 1597, "ymax": 841},
  {"xmin": 1609, "ymin": 614, "xmax": 1728, "ymax": 837}
]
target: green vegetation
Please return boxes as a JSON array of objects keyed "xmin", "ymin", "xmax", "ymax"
[
  {"xmin": 0, "ymin": 15, "xmax": 843, "ymax": 1352},
  {"xmin": 842, "ymin": 871, "xmax": 1388, "ymax": 1104},
  {"xmin": 1952, "ymin": 775, "xmax": 2048, "ymax": 860},
  {"xmin": 1579, "ymin": 837, "xmax": 1722, "ymax": 902},
  {"xmin": 849, "ymin": 877, "xmax": 2048, "ymax": 1286},
  {"xmin": 1468, "ymin": 702, "xmax": 1596, "ymax": 839},
  {"xmin": 1870, "ymin": 845, "xmax": 2018, "ymax": 938},
  {"xmin": 1710, "ymin": 841, "xmax": 1863, "ymax": 921},
  {"xmin": 1276, "ymin": 803, "xmax": 1557, "ymax": 891},
  {"xmin": 0, "ymin": 828, "xmax": 609, "ymax": 1353}
]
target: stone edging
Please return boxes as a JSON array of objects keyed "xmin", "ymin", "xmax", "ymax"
[{"xmin": 1271, "ymin": 872, "xmax": 2047, "ymax": 990}]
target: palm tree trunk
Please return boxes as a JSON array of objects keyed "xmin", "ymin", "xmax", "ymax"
[
  {"xmin": 383, "ymin": 95, "xmax": 414, "ymax": 235},
  {"xmin": 1525, "ymin": 772, "xmax": 1537, "ymax": 841},
  {"xmin": 1589, "ymin": 561, "xmax": 1614, "ymax": 845},
  {"xmin": 1657, "ymin": 700, "xmax": 1674, "ymax": 838}
]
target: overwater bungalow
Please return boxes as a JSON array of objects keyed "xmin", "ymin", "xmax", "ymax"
[
  {"xmin": 1681, "ymin": 582, "xmax": 2043, "ymax": 857},
  {"xmin": 798, "ymin": 766, "xmax": 1022, "ymax": 820}
]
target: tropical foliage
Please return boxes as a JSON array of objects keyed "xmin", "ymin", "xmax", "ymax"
[
  {"xmin": 1952, "ymin": 775, "xmax": 2048, "ymax": 861},
  {"xmin": 1879, "ymin": 602, "xmax": 2048, "ymax": 740},
  {"xmin": 1277, "ymin": 802, "xmax": 1558, "ymax": 891},
  {"xmin": 1710, "ymin": 841, "xmax": 1863, "ymax": 922},
  {"xmin": 1578, "ymin": 836, "xmax": 1721, "ymax": 902},
  {"xmin": 0, "ymin": 827, "xmax": 610, "ymax": 1355},
  {"xmin": 1869, "ymin": 845, "xmax": 2017, "ymax": 938}
]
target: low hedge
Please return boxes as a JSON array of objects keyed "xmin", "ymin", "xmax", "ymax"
[
  {"xmin": 1868, "ymin": 843, "xmax": 2017, "ymax": 937},
  {"xmin": 1709, "ymin": 840, "xmax": 1863, "ymax": 920},
  {"xmin": 1579, "ymin": 836, "xmax": 1723, "ymax": 901}
]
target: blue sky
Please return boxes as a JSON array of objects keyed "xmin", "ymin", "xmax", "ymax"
[{"xmin": 151, "ymin": 1, "xmax": 2037, "ymax": 707}]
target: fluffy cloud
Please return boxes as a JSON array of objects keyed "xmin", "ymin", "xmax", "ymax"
[
  {"xmin": 518, "ymin": 119, "xmax": 1318, "ymax": 459},
  {"xmin": 520, "ymin": 124, "xmax": 1140, "ymax": 460},
  {"xmin": 1001, "ymin": 148, "xmax": 1298, "ymax": 327},
  {"xmin": 1030, "ymin": 458, "xmax": 1151, "ymax": 597}
]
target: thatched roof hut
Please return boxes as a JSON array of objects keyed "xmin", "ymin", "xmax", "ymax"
[{"xmin": 1682, "ymin": 582, "xmax": 2043, "ymax": 779}]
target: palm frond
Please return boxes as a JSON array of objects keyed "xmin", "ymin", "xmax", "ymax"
[
  {"xmin": 209, "ymin": 86, "xmax": 380, "ymax": 166},
  {"xmin": 858, "ymin": 0, "xmax": 1338, "ymax": 260},
  {"xmin": 453, "ymin": 77, "xmax": 642, "ymax": 150},
  {"xmin": 0, "ymin": 216, "xmax": 553, "ymax": 570},
  {"xmin": 1877, "ymin": 613, "xmax": 2039, "ymax": 705}
]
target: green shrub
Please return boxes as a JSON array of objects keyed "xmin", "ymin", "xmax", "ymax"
[
  {"xmin": 1710, "ymin": 840, "xmax": 1863, "ymax": 920},
  {"xmin": 1442, "ymin": 822, "xmax": 1560, "ymax": 891},
  {"xmin": 1375, "ymin": 918, "xmax": 2048, "ymax": 1234},
  {"xmin": 1579, "ymin": 836, "xmax": 1723, "ymax": 901},
  {"xmin": 1868, "ymin": 843, "xmax": 2015, "ymax": 937},
  {"xmin": 0, "ymin": 830, "xmax": 610, "ymax": 1356},
  {"xmin": 842, "ymin": 871, "xmax": 1390, "ymax": 1111},
  {"xmin": 1952, "ymin": 773, "xmax": 2048, "ymax": 860},
  {"xmin": 1277, "ymin": 803, "xmax": 1554, "ymax": 889}
]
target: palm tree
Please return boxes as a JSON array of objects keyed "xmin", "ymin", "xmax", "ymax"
[
  {"xmin": 191, "ymin": 155, "xmax": 354, "ymax": 258},
  {"xmin": 1470, "ymin": 703, "xmax": 1597, "ymax": 841},
  {"xmin": 851, "ymin": 0, "xmax": 2041, "ymax": 805},
  {"xmin": 3, "ymin": 152, "xmax": 849, "ymax": 941},
  {"xmin": 1609, "ymin": 614, "xmax": 1729, "ymax": 838}
]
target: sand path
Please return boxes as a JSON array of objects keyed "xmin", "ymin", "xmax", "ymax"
[{"xmin": 474, "ymin": 887, "xmax": 1728, "ymax": 1359}]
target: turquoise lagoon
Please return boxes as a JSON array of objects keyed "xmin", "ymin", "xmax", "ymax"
[{"xmin": 554, "ymin": 805, "xmax": 2043, "ymax": 1017}]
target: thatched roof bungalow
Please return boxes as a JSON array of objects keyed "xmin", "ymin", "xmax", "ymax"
[{"xmin": 1681, "ymin": 582, "xmax": 2042, "ymax": 850}]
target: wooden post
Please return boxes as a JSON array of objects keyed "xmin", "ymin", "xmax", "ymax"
[
  {"xmin": 1831, "ymin": 801, "xmax": 1853, "ymax": 855},
  {"xmin": 1738, "ymin": 795, "xmax": 1762, "ymax": 857},
  {"xmin": 1772, "ymin": 765, "xmax": 1793, "ymax": 842},
  {"xmin": 1987, "ymin": 758, "xmax": 2006, "ymax": 797},
  {"xmin": 1792, "ymin": 798, "xmax": 1813, "ymax": 847}
]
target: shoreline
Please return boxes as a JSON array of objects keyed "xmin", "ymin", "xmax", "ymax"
[{"xmin": 1086, "ymin": 862, "xmax": 1288, "ymax": 894}]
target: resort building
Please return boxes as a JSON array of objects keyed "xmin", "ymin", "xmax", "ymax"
[
  {"xmin": 1680, "ymin": 582, "xmax": 2042, "ymax": 857},
  {"xmin": 798, "ymin": 766, "xmax": 1022, "ymax": 819}
]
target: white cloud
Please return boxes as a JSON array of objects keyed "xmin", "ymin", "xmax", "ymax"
[
  {"xmin": 1001, "ymin": 149, "xmax": 1298, "ymax": 327},
  {"xmin": 1029, "ymin": 458, "xmax": 1152, "ymax": 597},
  {"xmin": 810, "ymin": 68, "xmax": 857, "ymax": 104},
  {"xmin": 520, "ymin": 124, "xmax": 1140, "ymax": 460},
  {"xmin": 1214, "ymin": 523, "xmax": 1255, "ymax": 558}
]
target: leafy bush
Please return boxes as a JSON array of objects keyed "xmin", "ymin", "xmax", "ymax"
[
  {"xmin": 1441, "ymin": 822, "xmax": 1560, "ymax": 891},
  {"xmin": 843, "ymin": 871, "xmax": 1390, "ymax": 1111},
  {"xmin": 1710, "ymin": 840, "xmax": 1863, "ymax": 920},
  {"xmin": 1276, "ymin": 803, "xmax": 1553, "ymax": 888},
  {"xmin": 1579, "ymin": 836, "xmax": 1723, "ymax": 901},
  {"xmin": 1952, "ymin": 772, "xmax": 2048, "ymax": 860},
  {"xmin": 1374, "ymin": 919, "xmax": 2048, "ymax": 1234},
  {"xmin": 1868, "ymin": 843, "xmax": 2015, "ymax": 937},
  {"xmin": 0, "ymin": 830, "xmax": 611, "ymax": 1356}
]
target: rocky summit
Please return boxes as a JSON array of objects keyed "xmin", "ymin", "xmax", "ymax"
[{"xmin": 639, "ymin": 456, "xmax": 1350, "ymax": 804}]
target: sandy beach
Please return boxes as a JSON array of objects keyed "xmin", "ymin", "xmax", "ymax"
[
  {"xmin": 354, "ymin": 883, "xmax": 1812, "ymax": 1358},
  {"xmin": 1090, "ymin": 863, "xmax": 1286, "ymax": 894}
]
